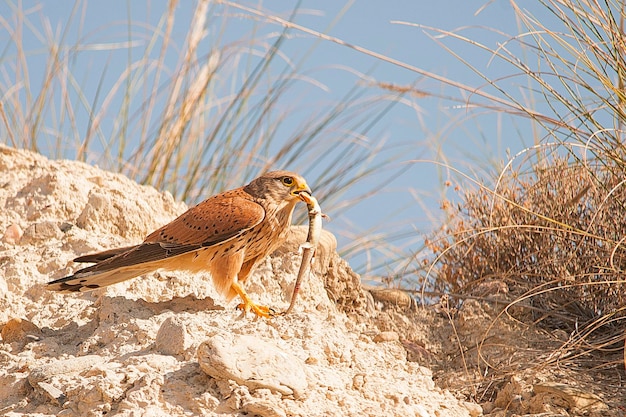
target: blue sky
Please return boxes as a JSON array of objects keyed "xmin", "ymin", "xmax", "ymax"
[{"xmin": 1, "ymin": 1, "xmax": 558, "ymax": 282}]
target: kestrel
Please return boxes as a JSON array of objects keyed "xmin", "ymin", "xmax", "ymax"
[{"xmin": 48, "ymin": 170, "xmax": 312, "ymax": 317}]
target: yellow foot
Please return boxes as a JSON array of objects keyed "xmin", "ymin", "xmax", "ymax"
[
  {"xmin": 230, "ymin": 281, "xmax": 274, "ymax": 318},
  {"xmin": 236, "ymin": 301, "xmax": 275, "ymax": 318}
]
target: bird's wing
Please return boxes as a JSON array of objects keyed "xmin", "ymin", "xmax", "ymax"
[
  {"xmin": 48, "ymin": 242, "xmax": 200, "ymax": 292},
  {"xmin": 74, "ymin": 246, "xmax": 137, "ymax": 263},
  {"xmin": 48, "ymin": 193, "xmax": 265, "ymax": 292},
  {"xmin": 144, "ymin": 191, "xmax": 265, "ymax": 246}
]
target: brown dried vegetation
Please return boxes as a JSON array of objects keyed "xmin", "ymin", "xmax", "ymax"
[{"xmin": 428, "ymin": 153, "xmax": 626, "ymax": 402}]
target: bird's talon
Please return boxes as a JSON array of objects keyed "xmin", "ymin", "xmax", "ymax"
[{"xmin": 236, "ymin": 301, "xmax": 274, "ymax": 318}]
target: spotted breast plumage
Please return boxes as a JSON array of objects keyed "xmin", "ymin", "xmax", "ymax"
[{"xmin": 48, "ymin": 170, "xmax": 312, "ymax": 317}]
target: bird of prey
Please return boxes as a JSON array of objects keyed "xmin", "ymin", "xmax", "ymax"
[{"xmin": 48, "ymin": 170, "xmax": 312, "ymax": 317}]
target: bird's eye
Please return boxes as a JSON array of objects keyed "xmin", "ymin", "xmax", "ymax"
[{"xmin": 281, "ymin": 176, "xmax": 294, "ymax": 186}]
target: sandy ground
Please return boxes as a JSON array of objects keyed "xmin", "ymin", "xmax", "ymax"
[{"xmin": 0, "ymin": 146, "xmax": 476, "ymax": 417}]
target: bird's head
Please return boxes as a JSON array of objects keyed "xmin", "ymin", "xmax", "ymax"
[{"xmin": 245, "ymin": 170, "xmax": 312, "ymax": 203}]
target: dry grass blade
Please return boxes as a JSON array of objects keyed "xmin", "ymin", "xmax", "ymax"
[
  {"xmin": 0, "ymin": 1, "xmax": 422, "ymax": 276},
  {"xmin": 380, "ymin": 1, "xmax": 626, "ymax": 402}
]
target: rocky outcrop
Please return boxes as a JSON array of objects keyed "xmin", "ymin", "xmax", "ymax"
[{"xmin": 0, "ymin": 146, "xmax": 472, "ymax": 416}]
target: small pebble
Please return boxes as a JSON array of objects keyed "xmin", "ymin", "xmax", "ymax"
[
  {"xmin": 373, "ymin": 331, "xmax": 399, "ymax": 343},
  {"xmin": 1, "ymin": 318, "xmax": 42, "ymax": 343},
  {"xmin": 2, "ymin": 223, "xmax": 23, "ymax": 244}
]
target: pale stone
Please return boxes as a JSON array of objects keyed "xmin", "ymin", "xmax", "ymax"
[{"xmin": 197, "ymin": 331, "xmax": 308, "ymax": 399}]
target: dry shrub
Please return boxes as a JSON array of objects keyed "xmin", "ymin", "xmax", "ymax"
[{"xmin": 432, "ymin": 153, "xmax": 626, "ymax": 362}]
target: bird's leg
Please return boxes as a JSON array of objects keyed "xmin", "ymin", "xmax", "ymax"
[{"xmin": 230, "ymin": 281, "xmax": 274, "ymax": 318}]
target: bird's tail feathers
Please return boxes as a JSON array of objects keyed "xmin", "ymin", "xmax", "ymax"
[{"xmin": 48, "ymin": 266, "xmax": 155, "ymax": 292}]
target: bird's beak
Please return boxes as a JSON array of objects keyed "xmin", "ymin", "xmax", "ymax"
[{"xmin": 291, "ymin": 181, "xmax": 312, "ymax": 200}]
